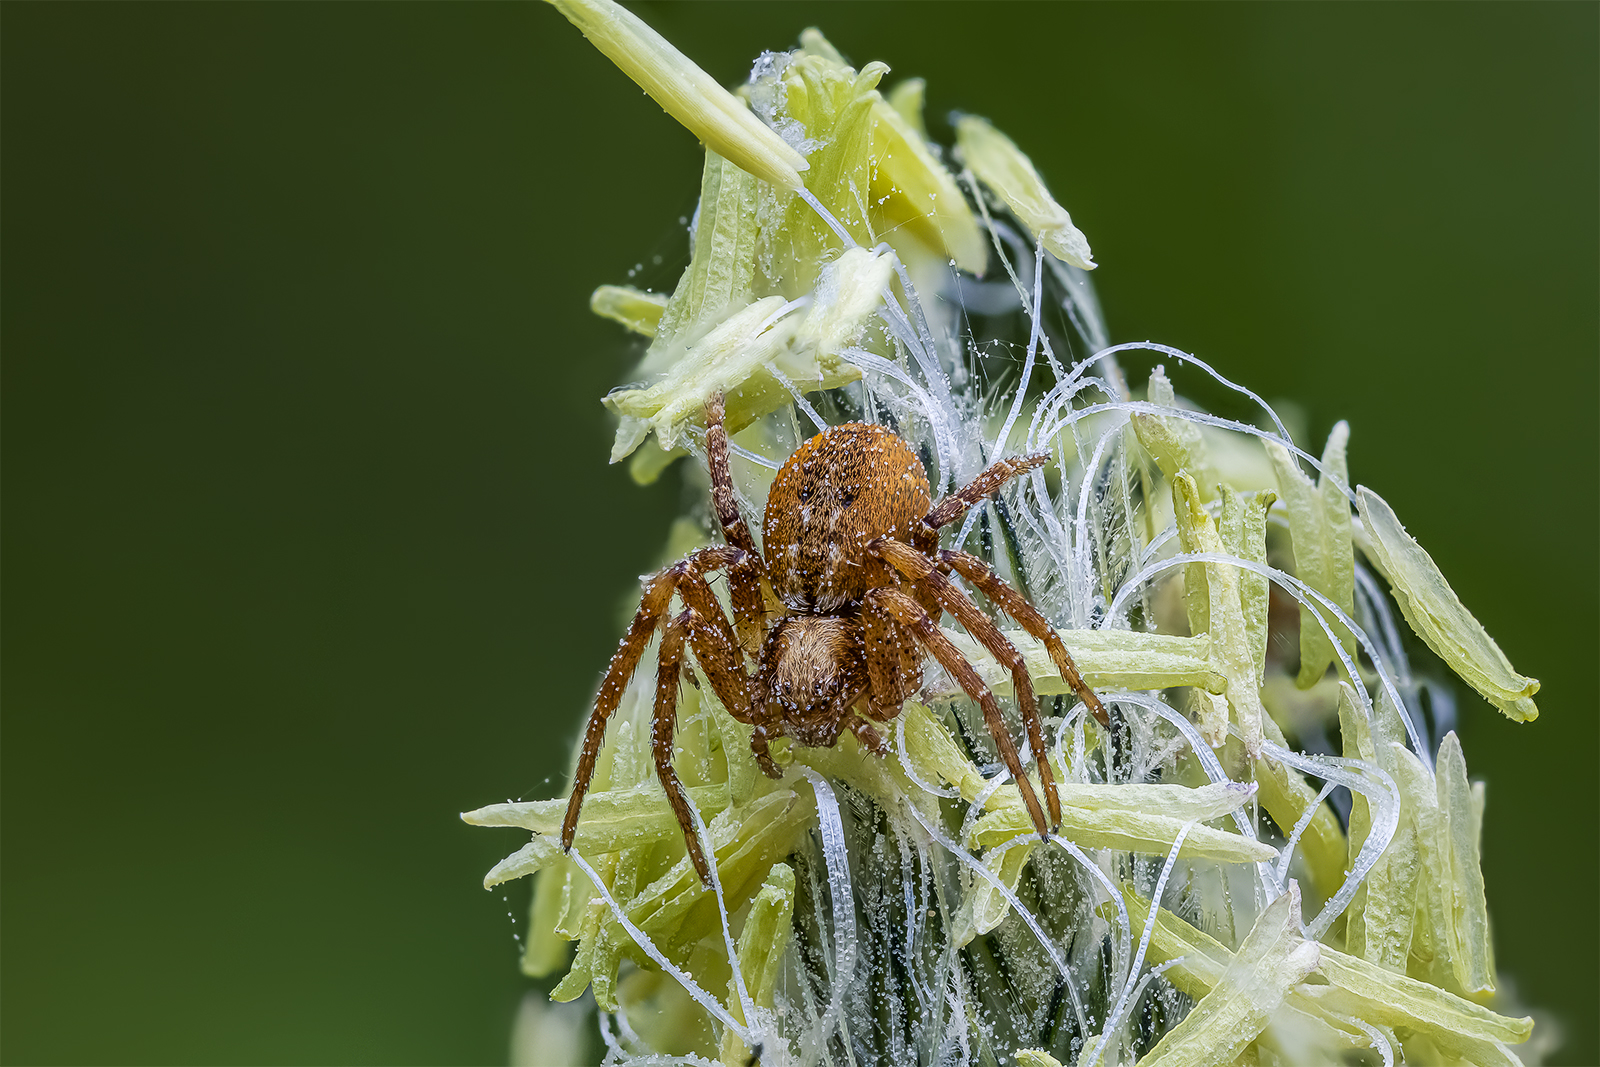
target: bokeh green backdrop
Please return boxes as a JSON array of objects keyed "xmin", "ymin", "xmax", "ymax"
[{"xmin": 4, "ymin": 3, "xmax": 1595, "ymax": 1064}]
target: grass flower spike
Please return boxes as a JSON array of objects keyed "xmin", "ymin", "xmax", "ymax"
[{"xmin": 469, "ymin": 5, "xmax": 1548, "ymax": 1063}]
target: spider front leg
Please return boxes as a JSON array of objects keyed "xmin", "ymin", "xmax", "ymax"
[
  {"xmin": 704, "ymin": 391, "xmax": 770, "ymax": 660},
  {"xmin": 940, "ymin": 549, "xmax": 1110, "ymax": 729},
  {"xmin": 655, "ymin": 553, "xmax": 781, "ymax": 782},
  {"xmin": 861, "ymin": 592, "xmax": 921, "ymax": 721},
  {"xmin": 871, "ymin": 539, "xmax": 1061, "ymax": 827},
  {"xmin": 675, "ymin": 600, "xmax": 781, "ymax": 781},
  {"xmin": 918, "ymin": 452, "xmax": 1049, "ymax": 544},
  {"xmin": 862, "ymin": 587, "xmax": 1054, "ymax": 840},
  {"xmin": 652, "ymin": 610, "xmax": 716, "ymax": 885},
  {"xmin": 560, "ymin": 566, "xmax": 680, "ymax": 855},
  {"xmin": 561, "ymin": 546, "xmax": 758, "ymax": 860}
]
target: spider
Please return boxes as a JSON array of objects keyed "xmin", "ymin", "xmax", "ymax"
[{"xmin": 561, "ymin": 393, "xmax": 1109, "ymax": 884}]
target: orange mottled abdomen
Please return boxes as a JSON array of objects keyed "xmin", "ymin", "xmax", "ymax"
[{"xmin": 762, "ymin": 423, "xmax": 932, "ymax": 612}]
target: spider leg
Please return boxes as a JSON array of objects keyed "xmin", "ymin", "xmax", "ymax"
[
  {"xmin": 861, "ymin": 594, "xmax": 920, "ymax": 720},
  {"xmin": 940, "ymin": 549, "xmax": 1110, "ymax": 729},
  {"xmin": 872, "ymin": 539, "xmax": 1061, "ymax": 828},
  {"xmin": 671, "ymin": 549, "xmax": 749, "ymax": 660},
  {"xmin": 675, "ymin": 593, "xmax": 782, "ymax": 781},
  {"xmin": 561, "ymin": 566, "xmax": 679, "ymax": 854},
  {"xmin": 863, "ymin": 587, "xmax": 1053, "ymax": 841},
  {"xmin": 702, "ymin": 392, "xmax": 759, "ymax": 557},
  {"xmin": 704, "ymin": 392, "xmax": 770, "ymax": 659},
  {"xmin": 921, "ymin": 452, "xmax": 1049, "ymax": 537},
  {"xmin": 656, "ymin": 552, "xmax": 781, "ymax": 781},
  {"xmin": 654, "ymin": 610, "xmax": 716, "ymax": 886},
  {"xmin": 562, "ymin": 546, "xmax": 755, "ymax": 855}
]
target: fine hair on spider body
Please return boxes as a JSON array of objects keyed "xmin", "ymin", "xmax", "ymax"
[{"xmin": 561, "ymin": 393, "xmax": 1109, "ymax": 885}]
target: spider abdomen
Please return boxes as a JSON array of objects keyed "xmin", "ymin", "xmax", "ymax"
[{"xmin": 762, "ymin": 423, "xmax": 933, "ymax": 612}]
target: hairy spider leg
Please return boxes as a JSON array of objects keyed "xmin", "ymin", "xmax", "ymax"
[
  {"xmin": 871, "ymin": 539, "xmax": 1062, "ymax": 827},
  {"xmin": 561, "ymin": 546, "xmax": 755, "ymax": 860},
  {"xmin": 940, "ymin": 549, "xmax": 1110, "ymax": 729},
  {"xmin": 862, "ymin": 587, "xmax": 1053, "ymax": 840},
  {"xmin": 561, "ymin": 569, "xmax": 677, "ymax": 855},
  {"xmin": 670, "ymin": 548, "xmax": 750, "ymax": 670},
  {"xmin": 649, "ymin": 603, "xmax": 770, "ymax": 885},
  {"xmin": 921, "ymin": 452, "xmax": 1050, "ymax": 535},
  {"xmin": 676, "ymin": 599, "xmax": 780, "ymax": 781},
  {"xmin": 651, "ymin": 610, "xmax": 714, "ymax": 883},
  {"xmin": 704, "ymin": 392, "xmax": 771, "ymax": 660},
  {"xmin": 861, "ymin": 597, "xmax": 922, "ymax": 721}
]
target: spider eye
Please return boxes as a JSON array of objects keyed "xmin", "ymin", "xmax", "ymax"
[
  {"xmin": 799, "ymin": 484, "xmax": 813, "ymax": 503},
  {"xmin": 841, "ymin": 489, "xmax": 857, "ymax": 507}
]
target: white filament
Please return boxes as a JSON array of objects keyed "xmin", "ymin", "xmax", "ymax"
[
  {"xmin": 800, "ymin": 768, "xmax": 859, "ymax": 1056},
  {"xmin": 901, "ymin": 794, "xmax": 1090, "ymax": 1039},
  {"xmin": 569, "ymin": 851, "xmax": 751, "ymax": 1043},
  {"xmin": 1086, "ymin": 820, "xmax": 1195, "ymax": 1067}
]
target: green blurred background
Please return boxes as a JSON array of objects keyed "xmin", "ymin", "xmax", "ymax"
[{"xmin": 3, "ymin": 3, "xmax": 1594, "ymax": 1064}]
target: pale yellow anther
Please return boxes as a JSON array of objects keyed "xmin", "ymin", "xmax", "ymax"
[
  {"xmin": 886, "ymin": 77, "xmax": 929, "ymax": 140},
  {"xmin": 871, "ymin": 89, "xmax": 988, "ymax": 274},
  {"xmin": 1015, "ymin": 1051, "xmax": 1064, "ymax": 1067},
  {"xmin": 547, "ymin": 0, "xmax": 808, "ymax": 191},
  {"xmin": 1357, "ymin": 485, "xmax": 1540, "ymax": 721},
  {"xmin": 955, "ymin": 114, "xmax": 1095, "ymax": 269},
  {"xmin": 589, "ymin": 284, "xmax": 667, "ymax": 337}
]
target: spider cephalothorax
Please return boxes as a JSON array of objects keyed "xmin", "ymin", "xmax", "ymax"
[{"xmin": 562, "ymin": 394, "xmax": 1109, "ymax": 883}]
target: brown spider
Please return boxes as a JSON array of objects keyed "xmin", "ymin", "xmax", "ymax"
[{"xmin": 561, "ymin": 393, "xmax": 1110, "ymax": 884}]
